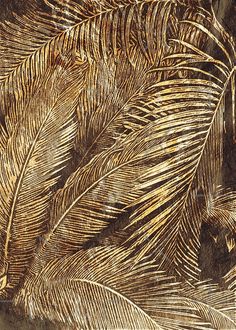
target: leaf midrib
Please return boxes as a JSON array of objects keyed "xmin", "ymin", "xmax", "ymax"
[
  {"xmin": 175, "ymin": 67, "xmax": 236, "ymax": 260},
  {"xmin": 4, "ymin": 100, "xmax": 58, "ymax": 259}
]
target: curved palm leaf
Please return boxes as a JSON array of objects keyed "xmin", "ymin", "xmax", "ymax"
[
  {"xmin": 26, "ymin": 119, "xmax": 177, "ymax": 271},
  {"xmin": 180, "ymin": 280, "xmax": 236, "ymax": 328},
  {"xmin": 29, "ymin": 65, "xmax": 235, "ymax": 282},
  {"xmin": 74, "ymin": 2, "xmax": 216, "ymax": 169},
  {"xmin": 0, "ymin": 0, "xmax": 235, "ymax": 327},
  {"xmin": 0, "ymin": 56, "xmax": 86, "ymax": 299},
  {"xmin": 14, "ymin": 246, "xmax": 236, "ymax": 329},
  {"xmin": 58, "ymin": 1, "xmax": 235, "ymax": 281},
  {"xmin": 0, "ymin": 0, "xmax": 176, "ymax": 134},
  {"xmin": 123, "ymin": 21, "xmax": 235, "ymax": 279}
]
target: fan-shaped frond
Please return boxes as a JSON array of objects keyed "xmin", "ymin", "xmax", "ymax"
[{"xmin": 0, "ymin": 56, "xmax": 87, "ymax": 298}]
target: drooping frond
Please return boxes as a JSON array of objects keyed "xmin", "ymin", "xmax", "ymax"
[
  {"xmin": 0, "ymin": 0, "xmax": 235, "ymax": 327},
  {"xmin": 71, "ymin": 2, "xmax": 236, "ymax": 282},
  {"xmin": 74, "ymin": 2, "xmax": 217, "ymax": 169},
  {"xmin": 121, "ymin": 13, "xmax": 236, "ymax": 279},
  {"xmin": 27, "ymin": 119, "xmax": 182, "ymax": 272},
  {"xmin": 0, "ymin": 56, "xmax": 87, "ymax": 299},
  {"xmin": 29, "ymin": 64, "xmax": 233, "ymax": 282},
  {"xmin": 180, "ymin": 280, "xmax": 236, "ymax": 329},
  {"xmin": 14, "ymin": 247, "xmax": 216, "ymax": 330},
  {"xmin": 0, "ymin": 0, "xmax": 231, "ymax": 286},
  {"xmin": 0, "ymin": 0, "xmax": 176, "ymax": 134}
]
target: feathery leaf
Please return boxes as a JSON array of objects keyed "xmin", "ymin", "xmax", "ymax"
[
  {"xmin": 0, "ymin": 0, "xmax": 176, "ymax": 134},
  {"xmin": 15, "ymin": 246, "xmax": 236, "ymax": 329},
  {"xmin": 0, "ymin": 56, "xmax": 87, "ymax": 298},
  {"xmin": 181, "ymin": 280, "xmax": 236, "ymax": 328}
]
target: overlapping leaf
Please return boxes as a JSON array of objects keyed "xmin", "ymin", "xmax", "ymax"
[
  {"xmin": 0, "ymin": 0, "xmax": 235, "ymax": 328},
  {"xmin": 180, "ymin": 280, "xmax": 236, "ymax": 328},
  {"xmin": 15, "ymin": 246, "xmax": 236, "ymax": 329},
  {"xmin": 0, "ymin": 0, "xmax": 176, "ymax": 135},
  {"xmin": 0, "ymin": 56, "xmax": 87, "ymax": 298}
]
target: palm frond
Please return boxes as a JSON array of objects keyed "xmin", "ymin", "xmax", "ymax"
[
  {"xmin": 2, "ymin": 0, "xmax": 231, "ymax": 285},
  {"xmin": 31, "ymin": 65, "xmax": 234, "ymax": 282},
  {"xmin": 75, "ymin": 2, "xmax": 218, "ymax": 169},
  {"xmin": 0, "ymin": 0, "xmax": 235, "ymax": 327},
  {"xmin": 122, "ymin": 14, "xmax": 236, "ymax": 279},
  {"xmin": 14, "ymin": 247, "xmax": 210, "ymax": 330},
  {"xmin": 26, "ymin": 119, "xmax": 176, "ymax": 270},
  {"xmin": 14, "ymin": 246, "xmax": 236, "ymax": 329},
  {"xmin": 0, "ymin": 0, "xmax": 175, "ymax": 134},
  {"xmin": 0, "ymin": 56, "xmax": 86, "ymax": 298}
]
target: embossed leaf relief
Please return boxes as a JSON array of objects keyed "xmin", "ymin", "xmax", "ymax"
[{"xmin": 0, "ymin": 0, "xmax": 235, "ymax": 329}]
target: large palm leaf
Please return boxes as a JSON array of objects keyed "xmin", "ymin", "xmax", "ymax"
[
  {"xmin": 123, "ymin": 23, "xmax": 235, "ymax": 279},
  {"xmin": 0, "ymin": 56, "xmax": 86, "ymax": 298},
  {"xmin": 25, "ymin": 65, "xmax": 224, "ymax": 275},
  {"xmin": 0, "ymin": 0, "xmax": 176, "ymax": 136},
  {"xmin": 14, "ymin": 246, "xmax": 236, "ymax": 329}
]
